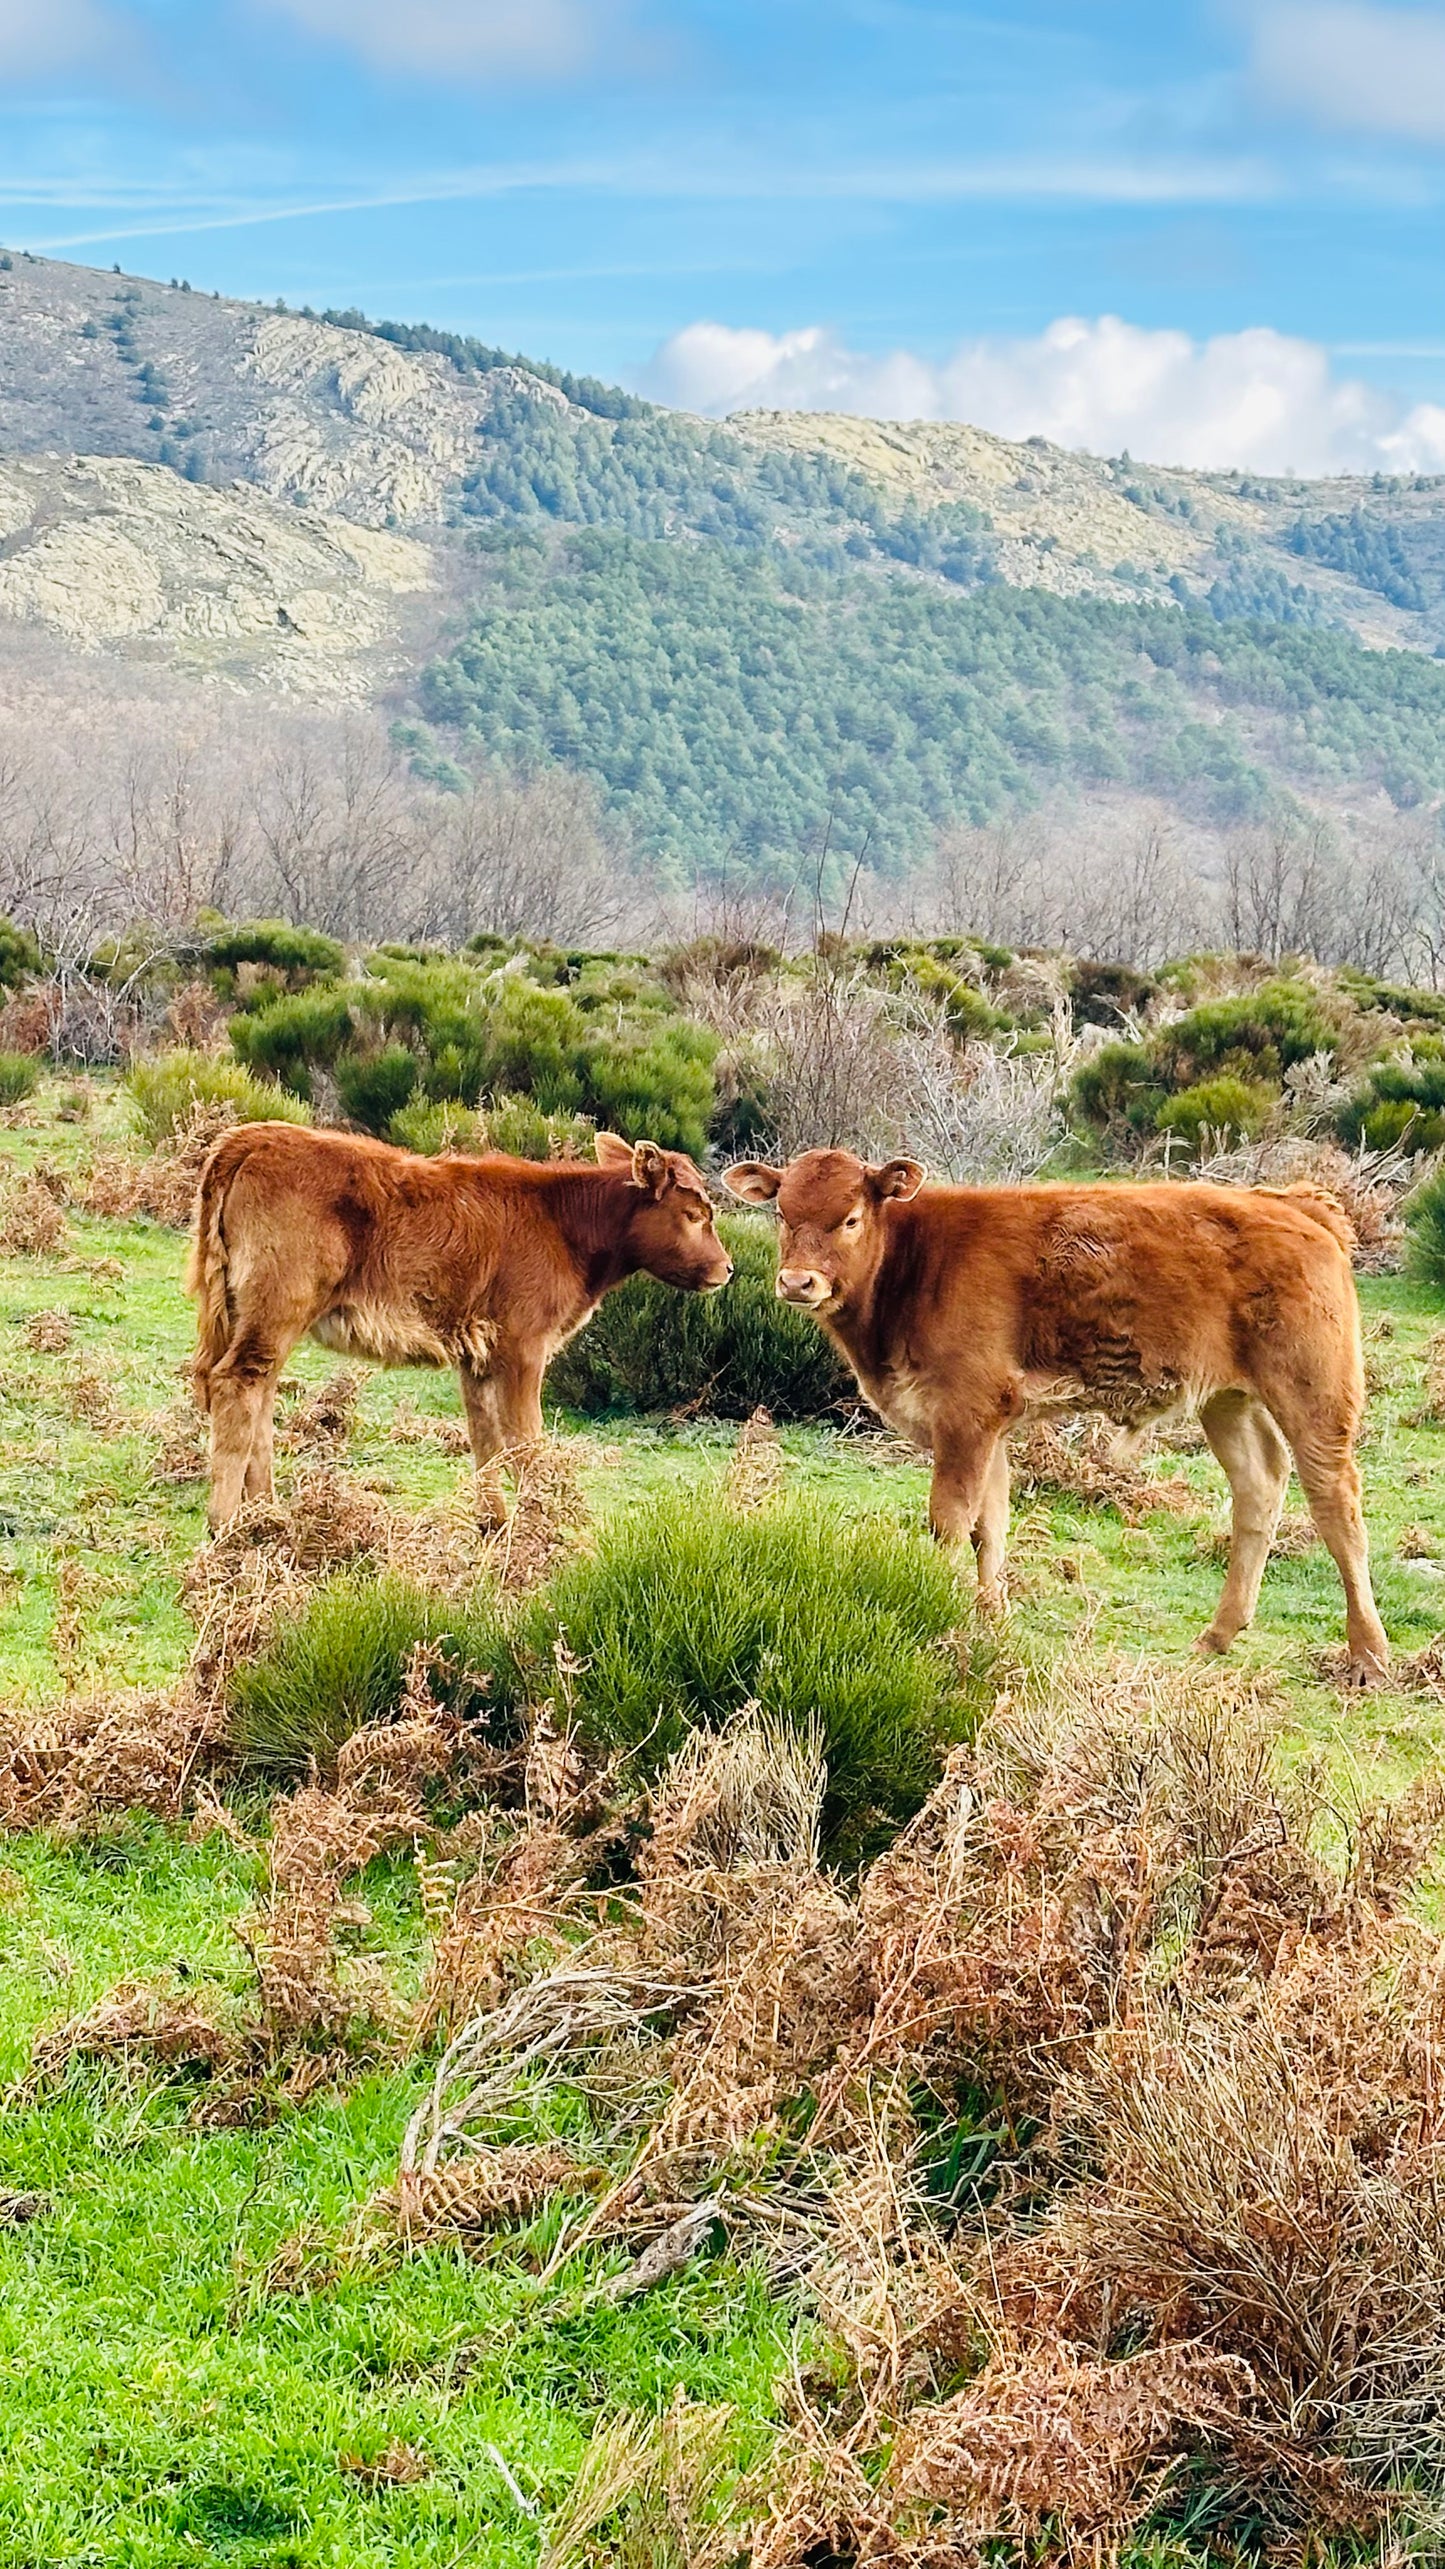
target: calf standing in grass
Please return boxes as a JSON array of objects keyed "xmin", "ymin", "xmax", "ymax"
[
  {"xmin": 190, "ymin": 1125, "xmax": 732, "ymax": 1530},
  {"xmin": 724, "ymin": 1149, "xmax": 1389, "ymax": 1681}
]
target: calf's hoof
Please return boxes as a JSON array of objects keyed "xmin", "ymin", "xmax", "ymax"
[{"xmin": 1344, "ymin": 1647, "xmax": 1389, "ymax": 1690}]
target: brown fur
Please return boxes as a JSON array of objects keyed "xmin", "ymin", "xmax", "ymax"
[
  {"xmin": 724, "ymin": 1149, "xmax": 1388, "ymax": 1680},
  {"xmin": 189, "ymin": 1124, "xmax": 731, "ymax": 1530}
]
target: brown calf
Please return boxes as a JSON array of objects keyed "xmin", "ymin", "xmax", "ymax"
[
  {"xmin": 190, "ymin": 1123, "xmax": 732, "ymax": 1529},
  {"xmin": 724, "ymin": 1148, "xmax": 1389, "ymax": 1680}
]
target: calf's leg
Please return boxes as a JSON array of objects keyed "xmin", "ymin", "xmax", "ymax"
[
  {"xmin": 459, "ymin": 1345, "xmax": 547, "ymax": 1528},
  {"xmin": 1196, "ymin": 1390, "xmax": 1291, "ymax": 1656},
  {"xmin": 929, "ymin": 1424, "xmax": 1009, "ymax": 1614},
  {"xmin": 207, "ymin": 1335, "xmax": 286, "ymax": 1530},
  {"xmin": 1284, "ymin": 1419, "xmax": 1388, "ymax": 1682}
]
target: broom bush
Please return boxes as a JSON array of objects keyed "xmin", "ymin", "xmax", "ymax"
[
  {"xmin": 0, "ymin": 1051, "xmax": 39, "ymax": 1106},
  {"xmin": 522, "ymin": 1489, "xmax": 985, "ymax": 1861},
  {"xmin": 548, "ymin": 1212, "xmax": 850, "ymax": 1420},
  {"xmin": 1406, "ymin": 1162, "xmax": 1445, "ymax": 1295},
  {"xmin": 126, "ymin": 1051, "xmax": 312, "ymax": 1147}
]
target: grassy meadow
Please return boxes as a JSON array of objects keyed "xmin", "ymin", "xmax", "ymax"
[{"xmin": 2, "ymin": 1074, "xmax": 1445, "ymax": 2565}]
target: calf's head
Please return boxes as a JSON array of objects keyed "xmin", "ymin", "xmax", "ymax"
[
  {"xmin": 723, "ymin": 1147, "xmax": 924, "ymax": 1313},
  {"xmin": 594, "ymin": 1131, "xmax": 733, "ymax": 1291}
]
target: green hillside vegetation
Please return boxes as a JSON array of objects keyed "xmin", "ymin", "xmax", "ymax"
[{"xmin": 420, "ymin": 531, "xmax": 1445, "ymax": 883}]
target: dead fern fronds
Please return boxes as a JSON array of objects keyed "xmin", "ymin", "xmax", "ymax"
[
  {"xmin": 1011, "ymin": 1412, "xmax": 1197, "ymax": 1522},
  {"xmin": 891, "ymin": 2341, "xmax": 1254, "ymax": 2542},
  {"xmin": 382, "ymin": 2142, "xmax": 605, "ymax": 2240},
  {"xmin": 0, "ymin": 1681, "xmax": 224, "ymax": 1835},
  {"xmin": 33, "ymin": 1975, "xmax": 243, "ymax": 2077},
  {"xmin": 479, "ymin": 1436, "xmax": 590, "ymax": 1590}
]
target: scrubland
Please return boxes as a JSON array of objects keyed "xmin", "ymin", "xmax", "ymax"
[{"xmin": 2, "ymin": 1065, "xmax": 1445, "ymax": 2568}]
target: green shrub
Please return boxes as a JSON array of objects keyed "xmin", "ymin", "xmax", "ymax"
[
  {"xmin": 125, "ymin": 1051, "xmax": 313, "ymax": 1147},
  {"xmin": 387, "ymin": 1098, "xmax": 486, "ymax": 1155},
  {"xmin": 1073, "ymin": 979, "xmax": 1338, "ymax": 1142},
  {"xmin": 1150, "ymin": 981, "xmax": 1336, "ymax": 1090},
  {"xmin": 1156, "ymin": 1076, "xmax": 1275, "ymax": 1149},
  {"xmin": 524, "ymin": 1490, "xmax": 984, "ymax": 1861},
  {"xmin": 1337, "ymin": 1055, "xmax": 1445, "ymax": 1156},
  {"xmin": 1068, "ymin": 958, "xmax": 1159, "ymax": 1027},
  {"xmin": 0, "ymin": 918, "xmax": 41, "ymax": 990},
  {"xmin": 548, "ymin": 1211, "xmax": 850, "ymax": 1419},
  {"xmin": 335, "ymin": 1043, "xmax": 419, "ymax": 1132},
  {"xmin": 480, "ymin": 1093, "xmax": 596, "ymax": 1159},
  {"xmin": 881, "ymin": 949, "xmax": 1006, "ymax": 1040},
  {"xmin": 1070, "ymin": 1040, "xmax": 1167, "ymax": 1135},
  {"xmin": 204, "ymin": 920, "xmax": 347, "ymax": 991},
  {"xmin": 580, "ymin": 1019, "xmax": 717, "ymax": 1157},
  {"xmin": 228, "ymin": 1574, "xmax": 516, "ymax": 1773},
  {"xmin": 0, "ymin": 1051, "xmax": 39, "ymax": 1106},
  {"xmin": 1406, "ymin": 1165, "xmax": 1445, "ymax": 1296},
  {"xmin": 229, "ymin": 986, "xmax": 356, "ymax": 1092}
]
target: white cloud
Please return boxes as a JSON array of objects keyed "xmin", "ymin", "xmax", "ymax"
[
  {"xmin": 0, "ymin": 0, "xmax": 118, "ymax": 74},
  {"xmin": 1249, "ymin": 3, "xmax": 1445, "ymax": 144},
  {"xmin": 258, "ymin": 0, "xmax": 628, "ymax": 80},
  {"xmin": 642, "ymin": 312, "xmax": 1445, "ymax": 476}
]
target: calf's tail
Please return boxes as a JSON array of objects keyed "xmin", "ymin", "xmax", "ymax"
[{"xmin": 186, "ymin": 1136, "xmax": 236, "ymax": 1413}]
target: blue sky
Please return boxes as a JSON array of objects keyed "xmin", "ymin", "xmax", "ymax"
[{"xmin": 3, "ymin": 1, "xmax": 1445, "ymax": 469}]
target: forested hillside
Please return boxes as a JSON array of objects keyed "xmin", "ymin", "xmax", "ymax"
[{"xmin": 3, "ymin": 253, "xmax": 1445, "ymax": 899}]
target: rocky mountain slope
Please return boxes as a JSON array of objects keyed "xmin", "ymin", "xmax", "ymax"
[
  {"xmin": 0, "ymin": 453, "xmax": 432, "ymax": 698},
  {"xmin": 2, "ymin": 250, "xmax": 1445, "ymax": 881}
]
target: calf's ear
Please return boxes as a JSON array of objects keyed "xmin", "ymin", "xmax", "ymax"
[
  {"xmin": 870, "ymin": 1157, "xmax": 925, "ymax": 1201},
  {"xmin": 630, "ymin": 1139, "xmax": 671, "ymax": 1195},
  {"xmin": 722, "ymin": 1161, "xmax": 784, "ymax": 1203},
  {"xmin": 594, "ymin": 1131, "xmax": 634, "ymax": 1169}
]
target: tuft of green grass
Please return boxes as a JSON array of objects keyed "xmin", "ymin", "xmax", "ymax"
[
  {"xmin": 228, "ymin": 1574, "xmax": 516, "ymax": 1774},
  {"xmin": 0, "ymin": 1050, "xmax": 39, "ymax": 1107},
  {"xmin": 125, "ymin": 1049, "xmax": 313, "ymax": 1147},
  {"xmin": 548, "ymin": 1211, "xmax": 849, "ymax": 1421},
  {"xmin": 523, "ymin": 1487, "xmax": 985, "ymax": 1862}
]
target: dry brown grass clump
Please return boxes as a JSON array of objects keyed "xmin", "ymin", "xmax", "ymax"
[
  {"xmin": 1010, "ymin": 1413, "xmax": 1198, "ymax": 1522},
  {"xmin": 32, "ymin": 1974, "xmax": 243, "ymax": 2078},
  {"xmin": 389, "ymin": 1397, "xmax": 471, "ymax": 1456},
  {"xmin": 22, "ymin": 1305, "xmax": 72, "ymax": 1353},
  {"xmin": 149, "ymin": 1395, "xmax": 208, "ymax": 1483},
  {"xmin": 237, "ymin": 1676, "xmax": 459, "ymax": 2048},
  {"xmin": 278, "ymin": 1370, "xmax": 363, "ymax": 1455},
  {"xmin": 724, "ymin": 1407, "xmax": 785, "ymax": 1510},
  {"xmin": 78, "ymin": 1097, "xmax": 240, "ymax": 1230},
  {"xmin": 378, "ymin": 1668, "xmax": 1445, "ymax": 2556},
  {"xmin": 0, "ymin": 1168, "xmax": 70, "ymax": 1255}
]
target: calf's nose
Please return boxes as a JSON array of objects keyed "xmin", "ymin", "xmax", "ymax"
[{"xmin": 776, "ymin": 1266, "xmax": 826, "ymax": 1305}]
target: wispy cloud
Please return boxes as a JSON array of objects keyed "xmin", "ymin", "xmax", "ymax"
[
  {"xmin": 1249, "ymin": 3, "xmax": 1445, "ymax": 145},
  {"xmin": 0, "ymin": 0, "xmax": 125, "ymax": 76},
  {"xmin": 252, "ymin": 0, "xmax": 637, "ymax": 82},
  {"xmin": 7, "ymin": 135, "xmax": 1283, "ymax": 253},
  {"xmin": 644, "ymin": 311, "xmax": 1445, "ymax": 475}
]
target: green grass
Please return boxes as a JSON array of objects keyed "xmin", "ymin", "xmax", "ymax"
[
  {"xmin": 229, "ymin": 1574, "xmax": 516, "ymax": 1774},
  {"xmin": 4, "ymin": 1072, "xmax": 1445, "ymax": 2559}
]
